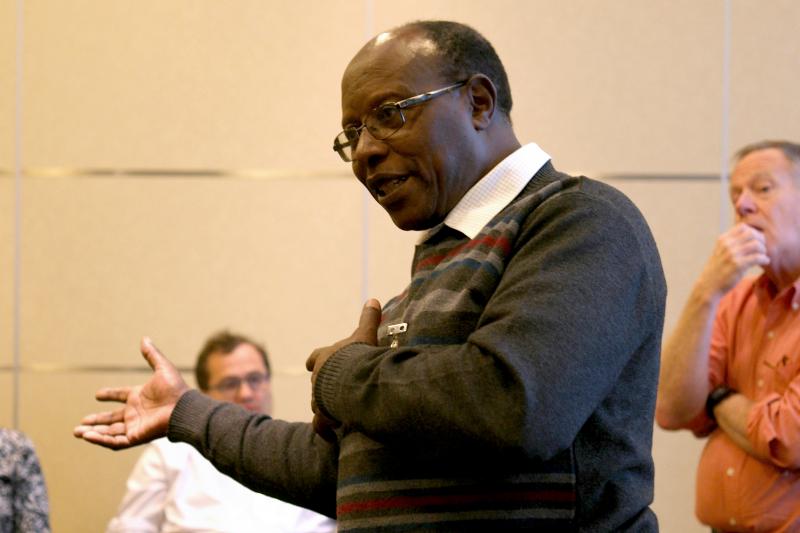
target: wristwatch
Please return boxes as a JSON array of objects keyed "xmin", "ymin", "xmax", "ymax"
[{"xmin": 705, "ymin": 386, "xmax": 736, "ymax": 422}]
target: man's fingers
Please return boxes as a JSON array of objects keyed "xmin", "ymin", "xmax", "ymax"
[
  {"xmin": 79, "ymin": 430, "xmax": 132, "ymax": 450},
  {"xmin": 312, "ymin": 414, "xmax": 339, "ymax": 443},
  {"xmin": 73, "ymin": 420, "xmax": 126, "ymax": 437},
  {"xmin": 79, "ymin": 408, "xmax": 125, "ymax": 426},
  {"xmin": 725, "ymin": 223, "xmax": 764, "ymax": 248},
  {"xmin": 306, "ymin": 349, "xmax": 322, "ymax": 372},
  {"xmin": 716, "ymin": 224, "xmax": 771, "ymax": 272},
  {"xmin": 355, "ymin": 298, "xmax": 382, "ymax": 343},
  {"xmin": 731, "ymin": 234, "xmax": 770, "ymax": 268},
  {"xmin": 140, "ymin": 336, "xmax": 168, "ymax": 371},
  {"xmin": 95, "ymin": 387, "xmax": 131, "ymax": 403}
]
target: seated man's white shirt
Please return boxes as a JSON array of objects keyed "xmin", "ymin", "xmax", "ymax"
[{"xmin": 107, "ymin": 438, "xmax": 336, "ymax": 533}]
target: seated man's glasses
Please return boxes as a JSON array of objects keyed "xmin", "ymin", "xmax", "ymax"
[
  {"xmin": 333, "ymin": 80, "xmax": 467, "ymax": 162},
  {"xmin": 208, "ymin": 372, "xmax": 269, "ymax": 396}
]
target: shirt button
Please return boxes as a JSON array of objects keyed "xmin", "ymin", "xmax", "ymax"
[
  {"xmin": 726, "ymin": 467, "xmax": 735, "ymax": 477},
  {"xmin": 730, "ymin": 517, "xmax": 738, "ymax": 526},
  {"xmin": 757, "ymin": 379, "xmax": 765, "ymax": 388},
  {"xmin": 767, "ymin": 331, "xmax": 775, "ymax": 339}
]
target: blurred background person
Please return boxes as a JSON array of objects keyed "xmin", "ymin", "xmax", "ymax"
[
  {"xmin": 106, "ymin": 330, "xmax": 336, "ymax": 533},
  {"xmin": 0, "ymin": 428, "xmax": 50, "ymax": 533},
  {"xmin": 657, "ymin": 140, "xmax": 800, "ymax": 531}
]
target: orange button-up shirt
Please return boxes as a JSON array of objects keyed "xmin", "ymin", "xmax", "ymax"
[{"xmin": 689, "ymin": 274, "xmax": 800, "ymax": 532}]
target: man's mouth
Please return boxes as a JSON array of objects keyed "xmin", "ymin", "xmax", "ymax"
[
  {"xmin": 370, "ymin": 175, "xmax": 409, "ymax": 198},
  {"xmin": 743, "ymin": 221, "xmax": 765, "ymax": 233}
]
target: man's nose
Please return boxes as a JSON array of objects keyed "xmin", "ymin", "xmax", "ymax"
[
  {"xmin": 734, "ymin": 190, "xmax": 757, "ymax": 218},
  {"xmin": 236, "ymin": 380, "xmax": 257, "ymax": 399},
  {"xmin": 351, "ymin": 127, "xmax": 387, "ymax": 163}
]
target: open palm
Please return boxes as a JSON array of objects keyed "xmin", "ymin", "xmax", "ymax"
[{"xmin": 73, "ymin": 337, "xmax": 189, "ymax": 450}]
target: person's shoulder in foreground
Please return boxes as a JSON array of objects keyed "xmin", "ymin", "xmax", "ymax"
[{"xmin": 0, "ymin": 428, "xmax": 51, "ymax": 533}]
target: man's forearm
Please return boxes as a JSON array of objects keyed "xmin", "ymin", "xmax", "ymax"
[
  {"xmin": 169, "ymin": 390, "xmax": 339, "ymax": 517},
  {"xmin": 656, "ymin": 285, "xmax": 721, "ymax": 428},
  {"xmin": 713, "ymin": 393, "xmax": 768, "ymax": 461}
]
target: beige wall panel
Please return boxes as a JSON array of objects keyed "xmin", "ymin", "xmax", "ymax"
[
  {"xmin": 11, "ymin": 1, "xmax": 796, "ymax": 531},
  {"xmin": 0, "ymin": 373, "xmax": 12, "ymax": 427},
  {"xmin": 364, "ymin": 197, "xmax": 420, "ymax": 305},
  {"xmin": 652, "ymin": 428, "xmax": 706, "ymax": 531},
  {"xmin": 729, "ymin": 0, "xmax": 800, "ymax": 148},
  {"xmin": 20, "ymin": 370, "xmax": 192, "ymax": 533},
  {"xmin": 606, "ymin": 178, "xmax": 723, "ymax": 332},
  {"xmin": 0, "ymin": 179, "xmax": 12, "ymax": 368},
  {"xmin": 0, "ymin": 0, "xmax": 14, "ymax": 167},
  {"xmin": 373, "ymin": 0, "xmax": 724, "ymax": 175},
  {"xmin": 607, "ymin": 177, "xmax": 721, "ymax": 532},
  {"xmin": 19, "ymin": 177, "xmax": 363, "ymax": 375},
  {"xmin": 23, "ymin": 0, "xmax": 364, "ymax": 170},
  {"xmin": 272, "ymin": 371, "xmax": 315, "ymax": 423},
  {"xmin": 1, "ymin": 0, "xmax": 14, "ymax": 370}
]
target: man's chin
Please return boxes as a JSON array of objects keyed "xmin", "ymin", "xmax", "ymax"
[{"xmin": 387, "ymin": 210, "xmax": 440, "ymax": 232}]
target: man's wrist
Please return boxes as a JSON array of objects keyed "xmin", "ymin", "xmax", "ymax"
[{"xmin": 706, "ymin": 386, "xmax": 736, "ymax": 422}]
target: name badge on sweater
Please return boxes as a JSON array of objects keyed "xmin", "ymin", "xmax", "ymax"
[{"xmin": 387, "ymin": 322, "xmax": 407, "ymax": 348}]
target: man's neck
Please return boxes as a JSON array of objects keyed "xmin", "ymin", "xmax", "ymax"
[{"xmin": 764, "ymin": 263, "xmax": 800, "ymax": 294}]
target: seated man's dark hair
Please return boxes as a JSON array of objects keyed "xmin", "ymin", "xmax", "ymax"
[{"xmin": 194, "ymin": 331, "xmax": 270, "ymax": 391}]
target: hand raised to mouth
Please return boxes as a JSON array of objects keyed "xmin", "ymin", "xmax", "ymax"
[{"xmin": 696, "ymin": 223, "xmax": 769, "ymax": 298}]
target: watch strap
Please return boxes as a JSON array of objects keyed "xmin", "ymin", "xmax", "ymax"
[{"xmin": 706, "ymin": 386, "xmax": 736, "ymax": 422}]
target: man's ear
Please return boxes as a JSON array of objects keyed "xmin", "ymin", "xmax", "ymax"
[{"xmin": 466, "ymin": 75, "xmax": 497, "ymax": 130}]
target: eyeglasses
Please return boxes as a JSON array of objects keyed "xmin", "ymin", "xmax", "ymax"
[
  {"xmin": 208, "ymin": 372, "xmax": 269, "ymax": 396},
  {"xmin": 333, "ymin": 80, "xmax": 468, "ymax": 162}
]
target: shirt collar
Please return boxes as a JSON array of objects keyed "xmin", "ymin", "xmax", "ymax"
[
  {"xmin": 754, "ymin": 272, "xmax": 800, "ymax": 310},
  {"xmin": 419, "ymin": 143, "xmax": 551, "ymax": 242}
]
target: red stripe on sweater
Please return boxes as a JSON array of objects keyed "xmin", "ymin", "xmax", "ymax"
[
  {"xmin": 414, "ymin": 235, "xmax": 512, "ymax": 273},
  {"xmin": 338, "ymin": 489, "xmax": 575, "ymax": 515}
]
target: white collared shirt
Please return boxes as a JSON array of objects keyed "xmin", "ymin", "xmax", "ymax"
[
  {"xmin": 421, "ymin": 143, "xmax": 551, "ymax": 242},
  {"xmin": 106, "ymin": 438, "xmax": 336, "ymax": 533}
]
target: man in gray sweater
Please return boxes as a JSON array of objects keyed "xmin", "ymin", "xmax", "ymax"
[{"xmin": 76, "ymin": 20, "xmax": 666, "ymax": 531}]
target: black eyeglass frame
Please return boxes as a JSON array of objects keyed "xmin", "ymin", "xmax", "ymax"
[{"xmin": 333, "ymin": 79, "xmax": 468, "ymax": 162}]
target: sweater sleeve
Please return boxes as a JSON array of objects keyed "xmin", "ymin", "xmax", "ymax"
[
  {"xmin": 314, "ymin": 184, "xmax": 665, "ymax": 460},
  {"xmin": 167, "ymin": 390, "xmax": 339, "ymax": 517}
]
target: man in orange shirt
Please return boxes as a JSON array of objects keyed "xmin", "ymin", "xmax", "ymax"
[{"xmin": 657, "ymin": 140, "xmax": 800, "ymax": 532}]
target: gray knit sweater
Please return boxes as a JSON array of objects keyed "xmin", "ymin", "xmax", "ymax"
[{"xmin": 170, "ymin": 162, "xmax": 666, "ymax": 532}]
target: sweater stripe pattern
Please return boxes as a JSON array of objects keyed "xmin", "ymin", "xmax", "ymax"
[{"xmin": 334, "ymin": 176, "xmax": 579, "ymax": 532}]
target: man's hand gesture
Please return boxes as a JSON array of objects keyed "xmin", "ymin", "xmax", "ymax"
[
  {"xmin": 697, "ymin": 223, "xmax": 770, "ymax": 298},
  {"xmin": 73, "ymin": 337, "xmax": 189, "ymax": 450},
  {"xmin": 305, "ymin": 299, "xmax": 381, "ymax": 441}
]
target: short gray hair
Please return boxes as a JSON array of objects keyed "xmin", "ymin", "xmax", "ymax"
[{"xmin": 734, "ymin": 140, "xmax": 800, "ymax": 174}]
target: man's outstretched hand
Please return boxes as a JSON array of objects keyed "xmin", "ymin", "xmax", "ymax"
[{"xmin": 73, "ymin": 337, "xmax": 190, "ymax": 450}]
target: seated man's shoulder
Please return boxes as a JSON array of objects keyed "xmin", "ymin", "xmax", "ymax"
[{"xmin": 0, "ymin": 428, "xmax": 36, "ymax": 456}]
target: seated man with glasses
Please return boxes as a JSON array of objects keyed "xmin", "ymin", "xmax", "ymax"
[
  {"xmin": 78, "ymin": 20, "xmax": 666, "ymax": 531},
  {"xmin": 106, "ymin": 331, "xmax": 336, "ymax": 533}
]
